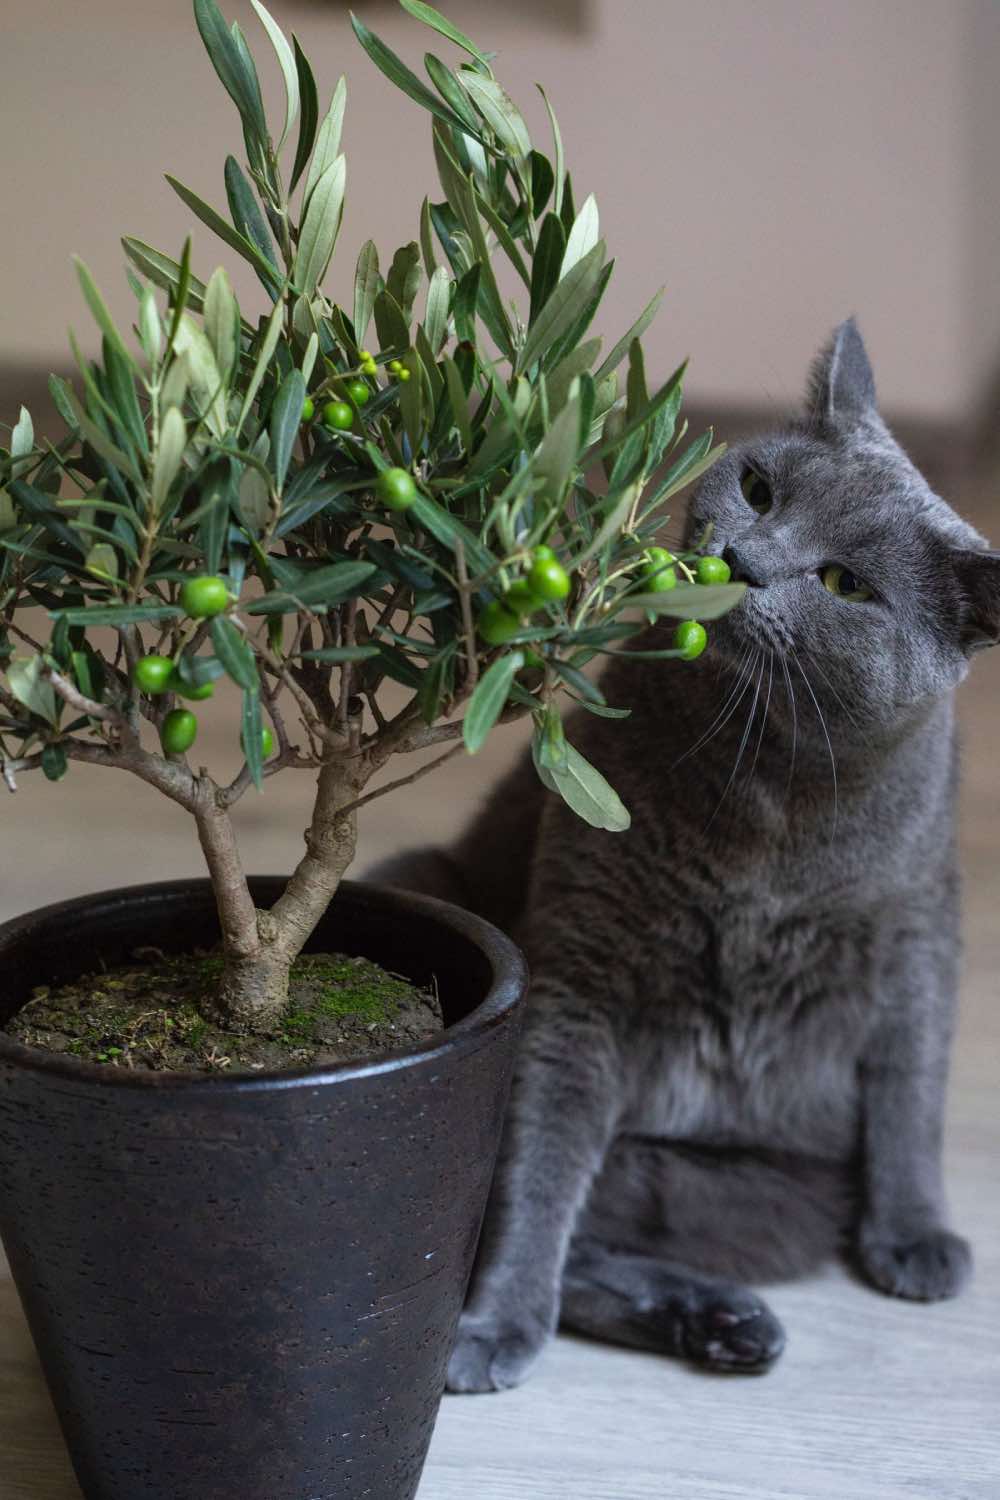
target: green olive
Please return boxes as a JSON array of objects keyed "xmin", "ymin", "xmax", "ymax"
[
  {"xmin": 477, "ymin": 600, "xmax": 522, "ymax": 645},
  {"xmin": 376, "ymin": 467, "xmax": 418, "ymax": 511},
  {"xmin": 505, "ymin": 580, "xmax": 542, "ymax": 616},
  {"xmin": 167, "ymin": 672, "xmax": 214, "ymax": 705},
  {"xmin": 241, "ymin": 724, "xmax": 275, "ymax": 758},
  {"xmin": 527, "ymin": 553, "xmax": 571, "ymax": 602},
  {"xmin": 345, "ymin": 380, "xmax": 371, "ymax": 407},
  {"xmin": 168, "ymin": 670, "xmax": 215, "ymax": 702},
  {"xmin": 132, "ymin": 655, "xmax": 174, "ymax": 695},
  {"xmin": 696, "ymin": 555, "xmax": 732, "ymax": 586},
  {"xmin": 322, "ymin": 400, "xmax": 354, "ymax": 432},
  {"xmin": 179, "ymin": 575, "xmax": 230, "ymax": 619},
  {"xmin": 674, "ymin": 620, "xmax": 708, "ymax": 660},
  {"xmin": 160, "ymin": 708, "xmax": 198, "ymax": 754},
  {"xmin": 640, "ymin": 547, "xmax": 677, "ymax": 592}
]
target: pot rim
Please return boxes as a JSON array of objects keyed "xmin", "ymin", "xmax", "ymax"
[{"xmin": 0, "ymin": 877, "xmax": 527, "ymax": 1094}]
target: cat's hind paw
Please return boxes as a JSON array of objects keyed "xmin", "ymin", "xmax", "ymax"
[
  {"xmin": 445, "ymin": 1312, "xmax": 548, "ymax": 1393},
  {"xmin": 858, "ymin": 1226, "xmax": 972, "ymax": 1301}
]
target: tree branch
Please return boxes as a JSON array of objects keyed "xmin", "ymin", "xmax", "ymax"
[
  {"xmin": 4, "ymin": 620, "xmax": 45, "ymax": 653},
  {"xmin": 454, "ymin": 538, "xmax": 479, "ymax": 691},
  {"xmin": 62, "ymin": 736, "xmax": 199, "ymax": 809},
  {"xmin": 266, "ymin": 751, "xmax": 369, "ymax": 962},
  {"xmin": 1, "ymin": 752, "xmax": 43, "ymax": 791},
  {"xmin": 338, "ymin": 742, "xmax": 465, "ymax": 815},
  {"xmin": 395, "ymin": 700, "xmax": 533, "ymax": 754},
  {"xmin": 217, "ymin": 744, "xmax": 319, "ymax": 810},
  {"xmin": 194, "ymin": 780, "xmax": 261, "ymax": 960},
  {"xmin": 46, "ymin": 666, "xmax": 126, "ymax": 728}
]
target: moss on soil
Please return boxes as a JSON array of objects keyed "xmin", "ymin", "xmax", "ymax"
[{"xmin": 3, "ymin": 948, "xmax": 444, "ymax": 1076}]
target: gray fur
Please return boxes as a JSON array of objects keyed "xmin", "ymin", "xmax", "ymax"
[{"xmin": 374, "ymin": 321, "xmax": 995, "ymax": 1391}]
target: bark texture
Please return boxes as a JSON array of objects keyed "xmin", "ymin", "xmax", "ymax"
[{"xmin": 199, "ymin": 752, "xmax": 367, "ymax": 1033}]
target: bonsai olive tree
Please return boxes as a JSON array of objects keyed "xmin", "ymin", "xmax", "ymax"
[{"xmin": 0, "ymin": 0, "xmax": 743, "ymax": 1032}]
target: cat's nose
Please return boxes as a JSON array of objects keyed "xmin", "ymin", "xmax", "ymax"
[{"xmin": 722, "ymin": 542, "xmax": 765, "ymax": 588}]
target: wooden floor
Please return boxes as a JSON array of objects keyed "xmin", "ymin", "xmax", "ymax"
[{"xmin": 1, "ymin": 496, "xmax": 998, "ymax": 1499}]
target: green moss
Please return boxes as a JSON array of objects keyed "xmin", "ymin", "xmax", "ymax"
[
  {"xmin": 278, "ymin": 954, "xmax": 415, "ymax": 1039},
  {"xmin": 5, "ymin": 946, "xmax": 441, "ymax": 1075}
]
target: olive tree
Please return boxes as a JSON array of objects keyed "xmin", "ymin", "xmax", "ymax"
[{"xmin": 0, "ymin": 0, "xmax": 743, "ymax": 1030}]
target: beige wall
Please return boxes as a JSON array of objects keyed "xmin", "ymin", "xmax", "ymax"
[{"xmin": 1, "ymin": 0, "xmax": 995, "ymax": 423}]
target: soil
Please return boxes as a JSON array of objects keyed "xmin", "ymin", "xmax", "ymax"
[{"xmin": 3, "ymin": 947, "xmax": 445, "ymax": 1076}]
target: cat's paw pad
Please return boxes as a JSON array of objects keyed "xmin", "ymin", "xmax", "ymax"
[
  {"xmin": 681, "ymin": 1289, "xmax": 786, "ymax": 1374},
  {"xmin": 446, "ymin": 1312, "xmax": 547, "ymax": 1394},
  {"xmin": 859, "ymin": 1227, "xmax": 972, "ymax": 1301}
]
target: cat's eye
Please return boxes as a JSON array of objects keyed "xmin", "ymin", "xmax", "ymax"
[
  {"xmin": 820, "ymin": 565, "xmax": 874, "ymax": 603},
  {"xmin": 740, "ymin": 468, "xmax": 772, "ymax": 515}
]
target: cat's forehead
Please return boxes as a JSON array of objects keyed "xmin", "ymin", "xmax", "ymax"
[
  {"xmin": 742, "ymin": 429, "xmax": 913, "ymax": 507},
  {"xmin": 735, "ymin": 426, "xmax": 979, "ymax": 552}
]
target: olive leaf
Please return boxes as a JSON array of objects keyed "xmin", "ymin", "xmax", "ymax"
[
  {"xmin": 531, "ymin": 733, "xmax": 631, "ymax": 832},
  {"xmin": 7, "ymin": 656, "xmax": 58, "ymax": 727},
  {"xmin": 249, "ymin": 0, "xmax": 299, "ymax": 151},
  {"xmin": 152, "ymin": 406, "xmax": 188, "ymax": 512},
  {"xmin": 304, "ymin": 76, "xmax": 347, "ymax": 210},
  {"xmin": 295, "ymin": 155, "xmax": 346, "ymax": 297}
]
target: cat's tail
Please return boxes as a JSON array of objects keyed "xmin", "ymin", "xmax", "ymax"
[{"xmin": 365, "ymin": 747, "xmax": 544, "ymax": 934}]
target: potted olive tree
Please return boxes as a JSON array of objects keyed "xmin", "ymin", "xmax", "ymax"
[{"xmin": 0, "ymin": 2, "xmax": 742, "ymax": 1497}]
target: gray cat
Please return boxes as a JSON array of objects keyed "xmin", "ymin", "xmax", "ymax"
[{"xmin": 376, "ymin": 321, "xmax": 998, "ymax": 1390}]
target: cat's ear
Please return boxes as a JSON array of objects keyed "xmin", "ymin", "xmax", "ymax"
[
  {"xmin": 953, "ymin": 549, "xmax": 1000, "ymax": 651},
  {"xmin": 806, "ymin": 317, "xmax": 878, "ymax": 427}
]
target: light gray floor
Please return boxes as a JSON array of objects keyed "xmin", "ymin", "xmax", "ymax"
[{"xmin": 1, "ymin": 502, "xmax": 998, "ymax": 1499}]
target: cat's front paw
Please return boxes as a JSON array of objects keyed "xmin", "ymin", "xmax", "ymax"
[
  {"xmin": 858, "ymin": 1225, "xmax": 972, "ymax": 1301},
  {"xmin": 446, "ymin": 1309, "xmax": 550, "ymax": 1393}
]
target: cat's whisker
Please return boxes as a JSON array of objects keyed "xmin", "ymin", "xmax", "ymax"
[
  {"xmin": 671, "ymin": 646, "xmax": 755, "ymax": 770},
  {"xmin": 703, "ymin": 650, "xmax": 765, "ymax": 833},
  {"xmin": 800, "ymin": 649, "xmax": 871, "ymax": 743},
  {"xmin": 779, "ymin": 653, "xmax": 799, "ymax": 800},
  {"xmin": 747, "ymin": 649, "xmax": 775, "ymax": 787},
  {"xmin": 793, "ymin": 650, "xmax": 839, "ymax": 840}
]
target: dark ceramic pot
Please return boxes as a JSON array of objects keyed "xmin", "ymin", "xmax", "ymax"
[{"xmin": 0, "ymin": 877, "xmax": 527, "ymax": 1500}]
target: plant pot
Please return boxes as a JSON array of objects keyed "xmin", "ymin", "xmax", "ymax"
[{"xmin": 0, "ymin": 877, "xmax": 527, "ymax": 1500}]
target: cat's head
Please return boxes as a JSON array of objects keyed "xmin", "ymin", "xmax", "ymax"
[{"xmin": 685, "ymin": 319, "xmax": 1000, "ymax": 727}]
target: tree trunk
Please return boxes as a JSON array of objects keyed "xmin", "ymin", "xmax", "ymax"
[{"xmin": 195, "ymin": 753, "xmax": 365, "ymax": 1034}]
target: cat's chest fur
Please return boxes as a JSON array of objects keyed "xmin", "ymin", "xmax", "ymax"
[
  {"xmin": 624, "ymin": 885, "xmax": 876, "ymax": 1155},
  {"xmin": 603, "ymin": 724, "xmax": 951, "ymax": 1157}
]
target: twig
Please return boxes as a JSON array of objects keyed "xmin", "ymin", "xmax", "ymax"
[
  {"xmin": 0, "ymin": 734, "xmax": 198, "ymax": 809},
  {"xmin": 454, "ymin": 539, "xmax": 479, "ymax": 691},
  {"xmin": 397, "ymin": 700, "xmax": 532, "ymax": 755},
  {"xmin": 258, "ymin": 641, "xmax": 337, "ymax": 753},
  {"xmin": 365, "ymin": 689, "xmax": 387, "ymax": 731},
  {"xmin": 217, "ymin": 745, "xmax": 319, "ymax": 810},
  {"xmin": 5, "ymin": 620, "xmax": 45, "ymax": 653},
  {"xmin": 2, "ymin": 752, "xmax": 43, "ymax": 790},
  {"xmin": 116, "ymin": 627, "xmax": 144, "ymax": 735},
  {"xmin": 338, "ymin": 742, "xmax": 465, "ymax": 815},
  {"xmin": 338, "ymin": 598, "xmax": 358, "ymax": 730},
  {"xmin": 374, "ymin": 581, "xmax": 406, "ymax": 634},
  {"xmin": 46, "ymin": 666, "xmax": 124, "ymax": 727},
  {"xmin": 0, "ymin": 682, "xmax": 24, "ymax": 718},
  {"xmin": 262, "ymin": 677, "xmax": 292, "ymax": 756}
]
